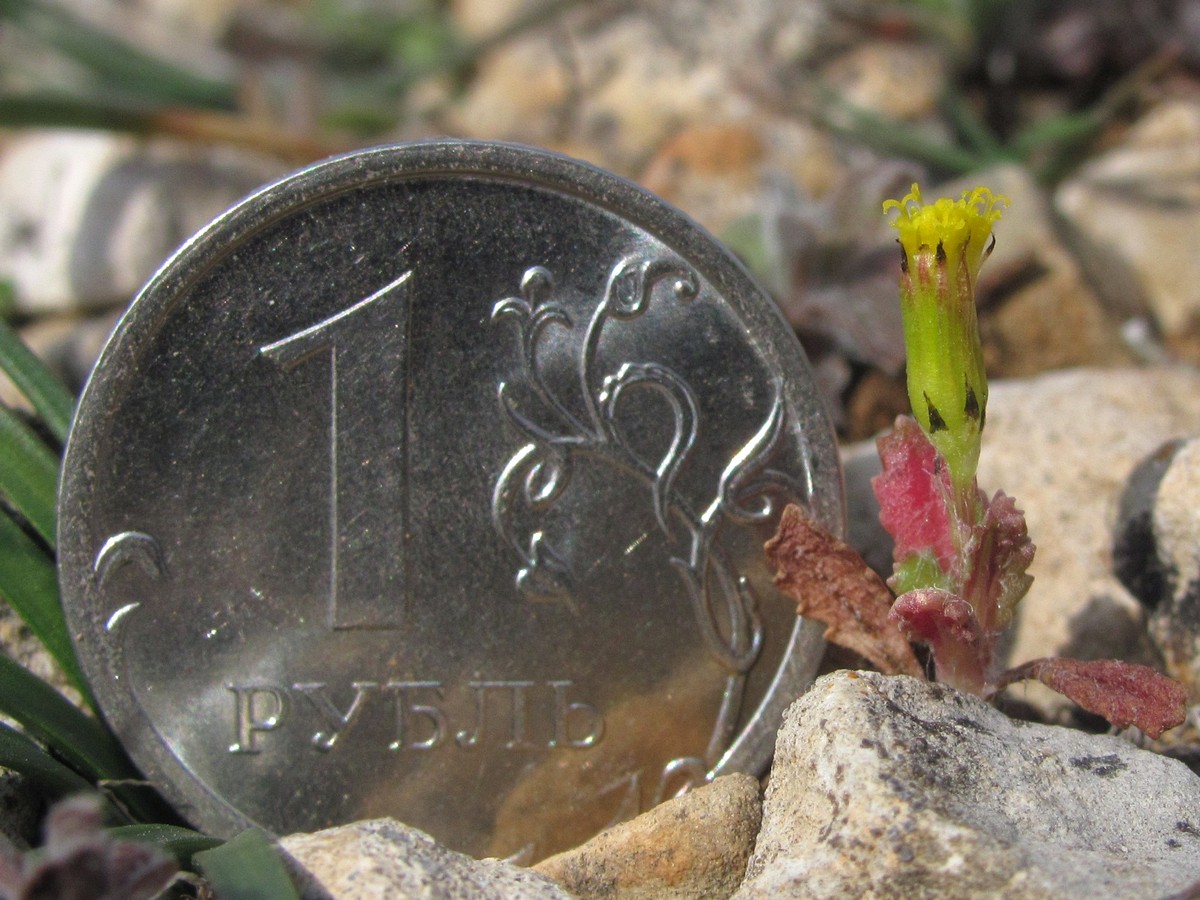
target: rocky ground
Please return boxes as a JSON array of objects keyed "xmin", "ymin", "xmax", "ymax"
[{"xmin": 5, "ymin": 0, "xmax": 1200, "ymax": 897}]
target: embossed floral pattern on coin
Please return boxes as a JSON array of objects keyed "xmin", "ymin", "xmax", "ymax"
[{"xmin": 57, "ymin": 142, "xmax": 841, "ymax": 861}]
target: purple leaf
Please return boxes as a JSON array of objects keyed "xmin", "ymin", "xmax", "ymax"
[
  {"xmin": 997, "ymin": 657, "xmax": 1188, "ymax": 738},
  {"xmin": 766, "ymin": 504, "xmax": 923, "ymax": 678}
]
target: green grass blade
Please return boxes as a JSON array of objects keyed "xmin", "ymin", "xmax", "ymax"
[
  {"xmin": 109, "ymin": 824, "xmax": 222, "ymax": 865},
  {"xmin": 0, "ymin": 720, "xmax": 95, "ymax": 801},
  {"xmin": 0, "ymin": 403, "xmax": 59, "ymax": 547},
  {"xmin": 0, "ymin": 511, "xmax": 86, "ymax": 693},
  {"xmin": 194, "ymin": 829, "xmax": 300, "ymax": 900},
  {"xmin": 6, "ymin": 0, "xmax": 237, "ymax": 110},
  {"xmin": 811, "ymin": 86, "xmax": 983, "ymax": 175},
  {"xmin": 0, "ymin": 651, "xmax": 135, "ymax": 783},
  {"xmin": 0, "ymin": 318, "xmax": 75, "ymax": 444}
]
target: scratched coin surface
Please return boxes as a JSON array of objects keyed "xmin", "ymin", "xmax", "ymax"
[{"xmin": 57, "ymin": 141, "xmax": 842, "ymax": 861}]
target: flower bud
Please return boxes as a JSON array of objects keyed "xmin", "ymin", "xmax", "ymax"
[{"xmin": 883, "ymin": 183, "xmax": 1005, "ymax": 489}]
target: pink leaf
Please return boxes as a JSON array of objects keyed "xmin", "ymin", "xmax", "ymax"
[
  {"xmin": 766, "ymin": 504, "xmax": 923, "ymax": 678},
  {"xmin": 891, "ymin": 588, "xmax": 986, "ymax": 694},
  {"xmin": 997, "ymin": 657, "xmax": 1188, "ymax": 738},
  {"xmin": 872, "ymin": 416, "xmax": 956, "ymax": 574}
]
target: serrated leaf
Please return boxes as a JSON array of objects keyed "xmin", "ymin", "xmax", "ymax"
[
  {"xmin": 0, "ymin": 511, "xmax": 86, "ymax": 694},
  {"xmin": 968, "ymin": 489, "xmax": 1035, "ymax": 632},
  {"xmin": 0, "ymin": 402, "xmax": 59, "ymax": 547},
  {"xmin": 766, "ymin": 503, "xmax": 923, "ymax": 678},
  {"xmin": 193, "ymin": 829, "xmax": 300, "ymax": 900},
  {"xmin": 0, "ymin": 316, "xmax": 74, "ymax": 444},
  {"xmin": 997, "ymin": 657, "xmax": 1187, "ymax": 739}
]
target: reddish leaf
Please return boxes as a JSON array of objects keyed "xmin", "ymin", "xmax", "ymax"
[
  {"xmin": 872, "ymin": 416, "xmax": 956, "ymax": 574},
  {"xmin": 997, "ymin": 657, "xmax": 1188, "ymax": 738},
  {"xmin": 963, "ymin": 489, "xmax": 1035, "ymax": 633},
  {"xmin": 766, "ymin": 504, "xmax": 923, "ymax": 678},
  {"xmin": 891, "ymin": 588, "xmax": 986, "ymax": 694}
]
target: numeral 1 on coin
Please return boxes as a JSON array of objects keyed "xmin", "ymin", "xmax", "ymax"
[{"xmin": 260, "ymin": 272, "xmax": 414, "ymax": 629}]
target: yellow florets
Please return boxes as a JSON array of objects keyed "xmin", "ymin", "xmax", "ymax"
[
  {"xmin": 883, "ymin": 184, "xmax": 1006, "ymax": 286},
  {"xmin": 882, "ymin": 183, "xmax": 1007, "ymax": 492}
]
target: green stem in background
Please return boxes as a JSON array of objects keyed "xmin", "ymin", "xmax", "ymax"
[{"xmin": 0, "ymin": 0, "xmax": 237, "ymax": 110}]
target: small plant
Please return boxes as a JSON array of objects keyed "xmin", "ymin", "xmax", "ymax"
[{"xmin": 768, "ymin": 182, "xmax": 1187, "ymax": 738}]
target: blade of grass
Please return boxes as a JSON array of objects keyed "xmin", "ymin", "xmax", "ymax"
[
  {"xmin": 0, "ymin": 511, "xmax": 86, "ymax": 695},
  {"xmin": 0, "ymin": 318, "xmax": 75, "ymax": 444},
  {"xmin": 0, "ymin": 403, "xmax": 59, "ymax": 547},
  {"xmin": 0, "ymin": 721, "xmax": 96, "ymax": 803},
  {"xmin": 0, "ymin": 651, "xmax": 135, "ymax": 783},
  {"xmin": 4, "ymin": 0, "xmax": 237, "ymax": 110},
  {"xmin": 810, "ymin": 85, "xmax": 983, "ymax": 175},
  {"xmin": 194, "ymin": 829, "xmax": 300, "ymax": 900},
  {"xmin": 109, "ymin": 824, "xmax": 222, "ymax": 865}
]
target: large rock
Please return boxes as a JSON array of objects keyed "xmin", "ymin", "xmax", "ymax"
[
  {"xmin": 279, "ymin": 819, "xmax": 573, "ymax": 900},
  {"xmin": 1056, "ymin": 99, "xmax": 1200, "ymax": 352},
  {"xmin": 534, "ymin": 773, "xmax": 761, "ymax": 899},
  {"xmin": 735, "ymin": 671, "xmax": 1200, "ymax": 899}
]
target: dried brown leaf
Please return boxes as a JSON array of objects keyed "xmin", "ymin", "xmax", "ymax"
[{"xmin": 766, "ymin": 504, "xmax": 922, "ymax": 678}]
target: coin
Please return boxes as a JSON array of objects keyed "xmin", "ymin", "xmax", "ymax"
[{"xmin": 57, "ymin": 141, "xmax": 842, "ymax": 861}]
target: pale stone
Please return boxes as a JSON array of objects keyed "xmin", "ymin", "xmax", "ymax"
[
  {"xmin": 441, "ymin": 34, "xmax": 574, "ymax": 149},
  {"xmin": 1057, "ymin": 99, "xmax": 1200, "ymax": 339},
  {"xmin": 821, "ymin": 42, "xmax": 945, "ymax": 121},
  {"xmin": 980, "ymin": 368, "xmax": 1200, "ymax": 710},
  {"xmin": 534, "ymin": 773, "xmax": 761, "ymax": 900},
  {"xmin": 574, "ymin": 17, "xmax": 738, "ymax": 170},
  {"xmin": 449, "ymin": 0, "xmax": 544, "ymax": 40},
  {"xmin": 1146, "ymin": 437, "xmax": 1200, "ymax": 710},
  {"xmin": 279, "ymin": 818, "xmax": 572, "ymax": 900},
  {"xmin": 735, "ymin": 671, "xmax": 1200, "ymax": 899},
  {"xmin": 1153, "ymin": 437, "xmax": 1200, "ymax": 605},
  {"xmin": 0, "ymin": 131, "xmax": 282, "ymax": 312}
]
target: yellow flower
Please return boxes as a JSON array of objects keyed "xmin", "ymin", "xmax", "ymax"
[{"xmin": 883, "ymin": 183, "xmax": 1006, "ymax": 489}]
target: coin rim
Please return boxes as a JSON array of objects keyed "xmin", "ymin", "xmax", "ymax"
[{"xmin": 57, "ymin": 139, "xmax": 844, "ymax": 839}]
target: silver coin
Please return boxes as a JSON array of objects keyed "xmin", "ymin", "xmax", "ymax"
[{"xmin": 57, "ymin": 141, "xmax": 842, "ymax": 861}]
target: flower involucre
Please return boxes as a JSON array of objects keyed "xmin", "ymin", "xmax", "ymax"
[{"xmin": 883, "ymin": 183, "xmax": 1006, "ymax": 490}]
